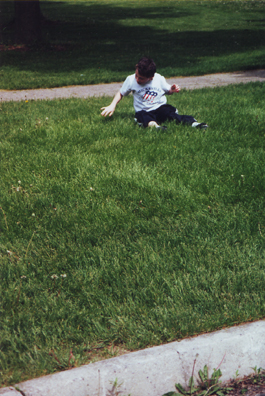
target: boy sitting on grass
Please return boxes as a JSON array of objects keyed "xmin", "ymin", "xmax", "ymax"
[{"xmin": 101, "ymin": 57, "xmax": 208, "ymax": 130}]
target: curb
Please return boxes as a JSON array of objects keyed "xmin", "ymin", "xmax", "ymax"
[
  {"xmin": 1, "ymin": 320, "xmax": 265, "ymax": 396},
  {"xmin": 0, "ymin": 69, "xmax": 264, "ymax": 102}
]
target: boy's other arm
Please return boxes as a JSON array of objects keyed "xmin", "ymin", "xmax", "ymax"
[
  {"xmin": 101, "ymin": 91, "xmax": 123, "ymax": 117},
  {"xmin": 168, "ymin": 84, "xmax": 180, "ymax": 95}
]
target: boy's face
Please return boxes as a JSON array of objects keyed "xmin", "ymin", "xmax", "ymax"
[{"xmin": 135, "ymin": 68, "xmax": 154, "ymax": 85}]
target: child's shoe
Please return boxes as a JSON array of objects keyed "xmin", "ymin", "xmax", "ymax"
[
  {"xmin": 192, "ymin": 122, "xmax": 208, "ymax": 129},
  {"xmin": 197, "ymin": 123, "xmax": 208, "ymax": 129},
  {"xmin": 148, "ymin": 121, "xmax": 167, "ymax": 130}
]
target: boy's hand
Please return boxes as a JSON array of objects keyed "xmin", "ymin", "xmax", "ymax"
[
  {"xmin": 101, "ymin": 91, "xmax": 123, "ymax": 117},
  {"xmin": 169, "ymin": 84, "xmax": 180, "ymax": 94},
  {"xmin": 101, "ymin": 104, "xmax": 115, "ymax": 117}
]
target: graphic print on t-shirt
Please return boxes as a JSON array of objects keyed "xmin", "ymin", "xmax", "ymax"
[{"xmin": 142, "ymin": 89, "xmax": 158, "ymax": 103}]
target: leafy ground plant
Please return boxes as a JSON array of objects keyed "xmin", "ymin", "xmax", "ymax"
[
  {"xmin": 163, "ymin": 362, "xmax": 225, "ymax": 396},
  {"xmin": 0, "ymin": 0, "xmax": 265, "ymax": 89},
  {"xmin": 163, "ymin": 366, "xmax": 265, "ymax": 396},
  {"xmin": 1, "ymin": 82, "xmax": 265, "ymax": 386}
]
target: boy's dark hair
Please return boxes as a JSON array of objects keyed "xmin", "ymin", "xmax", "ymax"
[{"xmin": 135, "ymin": 57, "xmax": 156, "ymax": 78}]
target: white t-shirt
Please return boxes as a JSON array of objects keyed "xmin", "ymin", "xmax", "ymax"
[{"xmin": 120, "ymin": 73, "xmax": 171, "ymax": 113}]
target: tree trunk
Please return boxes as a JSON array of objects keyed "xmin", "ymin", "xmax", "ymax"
[{"xmin": 14, "ymin": 0, "xmax": 42, "ymax": 45}]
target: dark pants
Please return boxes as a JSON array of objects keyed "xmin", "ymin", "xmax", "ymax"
[{"xmin": 135, "ymin": 104, "xmax": 196, "ymax": 128}]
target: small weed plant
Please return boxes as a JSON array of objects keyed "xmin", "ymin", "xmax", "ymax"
[
  {"xmin": 107, "ymin": 378, "xmax": 130, "ymax": 396},
  {"xmin": 250, "ymin": 366, "xmax": 264, "ymax": 384},
  {"xmin": 163, "ymin": 356, "xmax": 225, "ymax": 396},
  {"xmin": 163, "ymin": 368, "xmax": 224, "ymax": 396}
]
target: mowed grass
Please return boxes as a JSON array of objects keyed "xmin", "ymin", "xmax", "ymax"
[
  {"xmin": 1, "ymin": 82, "xmax": 265, "ymax": 386},
  {"xmin": 0, "ymin": 0, "xmax": 265, "ymax": 89}
]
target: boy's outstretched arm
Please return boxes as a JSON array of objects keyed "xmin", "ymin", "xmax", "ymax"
[
  {"xmin": 168, "ymin": 84, "xmax": 180, "ymax": 95},
  {"xmin": 101, "ymin": 91, "xmax": 123, "ymax": 117}
]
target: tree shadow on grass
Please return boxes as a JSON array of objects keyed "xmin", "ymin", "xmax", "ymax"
[{"xmin": 1, "ymin": 1, "xmax": 265, "ymax": 80}]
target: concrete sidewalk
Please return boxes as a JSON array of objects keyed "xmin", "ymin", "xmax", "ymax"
[
  {"xmin": 0, "ymin": 69, "xmax": 264, "ymax": 102},
  {"xmin": 1, "ymin": 320, "xmax": 265, "ymax": 396}
]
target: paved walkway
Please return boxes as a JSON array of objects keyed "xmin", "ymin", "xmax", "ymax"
[{"xmin": 0, "ymin": 69, "xmax": 264, "ymax": 102}]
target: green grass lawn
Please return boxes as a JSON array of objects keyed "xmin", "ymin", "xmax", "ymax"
[
  {"xmin": 1, "ymin": 82, "xmax": 265, "ymax": 386},
  {"xmin": 0, "ymin": 0, "xmax": 265, "ymax": 89}
]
